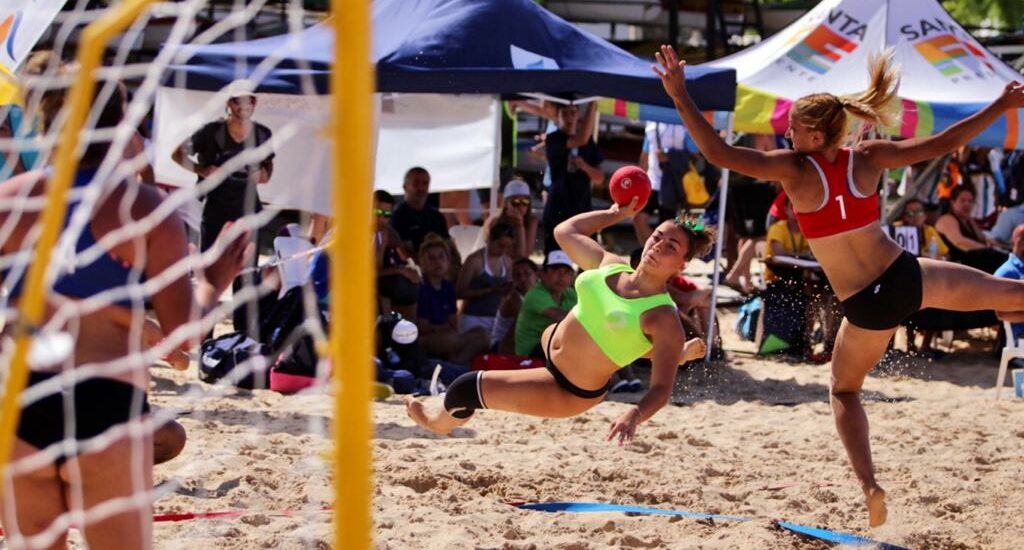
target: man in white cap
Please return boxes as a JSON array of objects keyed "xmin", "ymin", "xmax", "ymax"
[
  {"xmin": 514, "ymin": 250, "xmax": 576, "ymax": 357},
  {"xmin": 171, "ymin": 79, "xmax": 274, "ymax": 336}
]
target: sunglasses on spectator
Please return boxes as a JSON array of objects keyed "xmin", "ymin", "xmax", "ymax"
[
  {"xmin": 905, "ymin": 208, "xmax": 925, "ymax": 216},
  {"xmin": 374, "ymin": 208, "xmax": 393, "ymax": 217},
  {"xmin": 508, "ymin": 197, "xmax": 531, "ymax": 207}
]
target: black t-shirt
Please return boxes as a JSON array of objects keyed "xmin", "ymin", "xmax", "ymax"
[
  {"xmin": 543, "ymin": 130, "xmax": 602, "ymax": 227},
  {"xmin": 185, "ymin": 120, "xmax": 275, "ymax": 219},
  {"xmin": 390, "ymin": 202, "xmax": 450, "ymax": 253}
]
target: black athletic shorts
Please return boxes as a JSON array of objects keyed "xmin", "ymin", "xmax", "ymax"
[
  {"xmin": 17, "ymin": 372, "xmax": 150, "ymax": 463},
  {"xmin": 841, "ymin": 250, "xmax": 923, "ymax": 330}
]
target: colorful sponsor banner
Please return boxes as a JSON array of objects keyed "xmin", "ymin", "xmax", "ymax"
[
  {"xmin": 783, "ymin": 22, "xmax": 859, "ymax": 75},
  {"xmin": 729, "ymin": 85, "xmax": 1021, "ymax": 149},
  {"xmin": 0, "ymin": 64, "xmax": 17, "ymax": 105},
  {"xmin": 596, "ymin": 98, "xmax": 725, "ymax": 129},
  {"xmin": 0, "ymin": 0, "xmax": 68, "ymax": 73},
  {"xmin": 731, "ymin": 84, "xmax": 792, "ymax": 135},
  {"xmin": 914, "ymin": 33, "xmax": 993, "ymax": 78}
]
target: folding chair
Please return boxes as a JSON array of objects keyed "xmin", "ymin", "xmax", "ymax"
[
  {"xmin": 274, "ymin": 236, "xmax": 315, "ymax": 297},
  {"xmin": 995, "ymin": 321, "xmax": 1024, "ymax": 399}
]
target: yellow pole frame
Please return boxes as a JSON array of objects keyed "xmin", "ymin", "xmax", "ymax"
[
  {"xmin": 331, "ymin": 2, "xmax": 374, "ymax": 550},
  {"xmin": 0, "ymin": 0, "xmax": 157, "ymax": 494}
]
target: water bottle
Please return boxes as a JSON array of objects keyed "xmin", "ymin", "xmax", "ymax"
[
  {"xmin": 927, "ymin": 237, "xmax": 939, "ymax": 259},
  {"xmin": 566, "ymin": 148, "xmax": 579, "ymax": 174}
]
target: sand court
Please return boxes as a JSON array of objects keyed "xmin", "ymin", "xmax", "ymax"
[{"xmin": 133, "ymin": 316, "xmax": 1024, "ymax": 549}]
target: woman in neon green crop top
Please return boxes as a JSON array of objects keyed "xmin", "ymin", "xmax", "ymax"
[{"xmin": 407, "ymin": 196, "xmax": 714, "ymax": 444}]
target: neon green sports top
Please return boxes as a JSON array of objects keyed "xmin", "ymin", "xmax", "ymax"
[{"xmin": 571, "ymin": 263, "xmax": 675, "ymax": 367}]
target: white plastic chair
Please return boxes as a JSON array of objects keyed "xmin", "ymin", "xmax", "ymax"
[
  {"xmin": 995, "ymin": 321, "xmax": 1024, "ymax": 399},
  {"xmin": 274, "ymin": 236, "xmax": 315, "ymax": 297},
  {"xmin": 448, "ymin": 224, "xmax": 483, "ymax": 260}
]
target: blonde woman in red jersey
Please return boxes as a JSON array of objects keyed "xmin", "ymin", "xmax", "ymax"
[{"xmin": 654, "ymin": 45, "xmax": 1024, "ymax": 527}]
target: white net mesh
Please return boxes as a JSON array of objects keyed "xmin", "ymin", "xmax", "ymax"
[{"xmin": 0, "ymin": 2, "xmax": 336, "ymax": 548}]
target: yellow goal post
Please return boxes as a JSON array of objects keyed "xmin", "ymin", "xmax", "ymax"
[{"xmin": 0, "ymin": 2, "xmax": 375, "ymax": 549}]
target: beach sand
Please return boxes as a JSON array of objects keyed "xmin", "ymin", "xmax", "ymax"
[{"xmin": 140, "ymin": 315, "xmax": 1024, "ymax": 549}]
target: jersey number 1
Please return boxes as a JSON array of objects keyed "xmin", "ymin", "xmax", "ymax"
[{"xmin": 835, "ymin": 195, "xmax": 847, "ymax": 220}]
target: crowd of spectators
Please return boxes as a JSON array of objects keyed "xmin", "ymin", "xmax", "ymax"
[
  {"xmin": 372, "ymin": 156, "xmax": 717, "ymax": 394},
  {"xmin": 367, "ymin": 118, "xmax": 1024, "ymax": 388}
]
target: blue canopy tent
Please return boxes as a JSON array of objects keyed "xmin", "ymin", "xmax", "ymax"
[
  {"xmin": 163, "ymin": 0, "xmax": 739, "ymax": 360},
  {"xmin": 164, "ymin": 0, "xmax": 736, "ymax": 111}
]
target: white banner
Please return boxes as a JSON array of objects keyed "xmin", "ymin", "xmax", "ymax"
[
  {"xmin": 153, "ymin": 86, "xmax": 333, "ymax": 215},
  {"xmin": 153, "ymin": 88, "xmax": 499, "ymax": 216},
  {"xmin": 374, "ymin": 93, "xmax": 499, "ymax": 195},
  {"xmin": 0, "ymin": 0, "xmax": 69, "ymax": 72}
]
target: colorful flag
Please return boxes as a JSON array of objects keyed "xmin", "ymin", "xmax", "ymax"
[{"xmin": 0, "ymin": 0, "xmax": 68, "ymax": 73}]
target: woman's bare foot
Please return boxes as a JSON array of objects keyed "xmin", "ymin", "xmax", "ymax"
[
  {"xmin": 680, "ymin": 338, "xmax": 707, "ymax": 363},
  {"xmin": 405, "ymin": 396, "xmax": 468, "ymax": 435},
  {"xmin": 865, "ymin": 485, "xmax": 887, "ymax": 527}
]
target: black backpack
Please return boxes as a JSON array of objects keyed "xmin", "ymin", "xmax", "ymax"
[
  {"xmin": 198, "ymin": 332, "xmax": 271, "ymax": 389},
  {"xmin": 260, "ymin": 286, "xmax": 328, "ymax": 378}
]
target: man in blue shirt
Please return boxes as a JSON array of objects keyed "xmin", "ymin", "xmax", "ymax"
[
  {"xmin": 988, "ymin": 203, "xmax": 1024, "ymax": 246},
  {"xmin": 994, "ymin": 224, "xmax": 1024, "ymax": 341}
]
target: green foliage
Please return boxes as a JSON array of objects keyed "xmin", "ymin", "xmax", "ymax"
[
  {"xmin": 942, "ymin": 0, "xmax": 1024, "ymax": 29},
  {"xmin": 765, "ymin": 0, "xmax": 1023, "ymax": 30}
]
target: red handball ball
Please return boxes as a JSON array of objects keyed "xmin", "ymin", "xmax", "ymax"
[{"xmin": 609, "ymin": 166, "xmax": 651, "ymax": 211}]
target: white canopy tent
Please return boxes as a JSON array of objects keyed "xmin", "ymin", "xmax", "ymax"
[{"xmin": 707, "ymin": 0, "xmax": 1024, "ymax": 149}]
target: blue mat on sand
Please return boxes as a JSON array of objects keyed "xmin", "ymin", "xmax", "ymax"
[{"xmin": 517, "ymin": 502, "xmax": 909, "ymax": 549}]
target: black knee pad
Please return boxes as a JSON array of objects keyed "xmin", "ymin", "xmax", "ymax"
[{"xmin": 443, "ymin": 371, "xmax": 485, "ymax": 419}]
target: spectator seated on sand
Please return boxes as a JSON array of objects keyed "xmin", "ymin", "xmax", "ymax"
[
  {"xmin": 514, "ymin": 250, "xmax": 577, "ymax": 359},
  {"xmin": 415, "ymin": 234, "xmax": 489, "ymax": 367},
  {"xmin": 456, "ymin": 221, "xmax": 515, "ymax": 339},
  {"xmin": 493, "ymin": 258, "xmax": 539, "ymax": 355},
  {"xmin": 391, "ymin": 166, "xmax": 455, "ymax": 259},
  {"xmin": 474, "ymin": 178, "xmax": 539, "ymax": 259},
  {"xmin": 761, "ymin": 198, "xmax": 839, "ymax": 361},
  {"xmin": 374, "ymin": 190, "xmax": 419, "ymax": 321}
]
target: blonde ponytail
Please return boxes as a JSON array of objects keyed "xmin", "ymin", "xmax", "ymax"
[
  {"xmin": 791, "ymin": 50, "xmax": 901, "ymax": 148},
  {"xmin": 840, "ymin": 51, "xmax": 901, "ymax": 137}
]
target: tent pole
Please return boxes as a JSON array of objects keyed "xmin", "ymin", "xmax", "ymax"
[
  {"xmin": 491, "ymin": 95, "xmax": 501, "ymax": 215},
  {"xmin": 704, "ymin": 113, "xmax": 734, "ymax": 363}
]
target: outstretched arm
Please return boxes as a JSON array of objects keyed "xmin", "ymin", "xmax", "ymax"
[
  {"xmin": 859, "ymin": 82, "xmax": 1024, "ymax": 170},
  {"xmin": 553, "ymin": 198, "xmax": 637, "ymax": 270},
  {"xmin": 607, "ymin": 307, "xmax": 685, "ymax": 445},
  {"xmin": 652, "ymin": 45, "xmax": 801, "ymax": 184},
  {"xmin": 510, "ymin": 100, "xmax": 559, "ymax": 121},
  {"xmin": 567, "ymin": 102, "xmax": 598, "ymax": 149}
]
